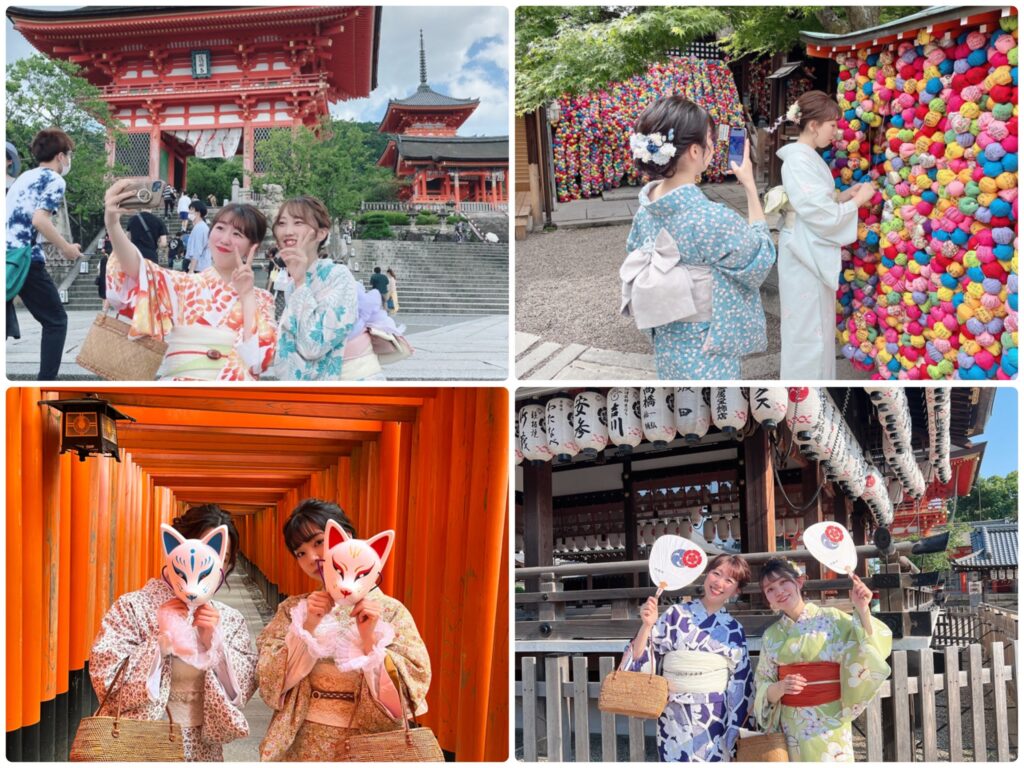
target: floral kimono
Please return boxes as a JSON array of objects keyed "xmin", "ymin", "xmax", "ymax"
[
  {"xmin": 776, "ymin": 142, "xmax": 859, "ymax": 380},
  {"xmin": 627, "ymin": 182, "xmax": 776, "ymax": 379},
  {"xmin": 256, "ymin": 589, "xmax": 431, "ymax": 761},
  {"xmin": 107, "ymin": 252, "xmax": 277, "ymax": 380},
  {"xmin": 623, "ymin": 600, "xmax": 753, "ymax": 762},
  {"xmin": 753, "ymin": 602, "xmax": 893, "ymax": 762},
  {"xmin": 88, "ymin": 578, "xmax": 258, "ymax": 761}
]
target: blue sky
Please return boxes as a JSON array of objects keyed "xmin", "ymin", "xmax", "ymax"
[
  {"xmin": 6, "ymin": 5, "xmax": 509, "ymax": 136},
  {"xmin": 973, "ymin": 388, "xmax": 1017, "ymax": 478}
]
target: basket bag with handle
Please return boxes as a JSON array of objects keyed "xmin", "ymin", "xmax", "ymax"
[
  {"xmin": 70, "ymin": 657, "xmax": 184, "ymax": 761},
  {"xmin": 597, "ymin": 633, "xmax": 669, "ymax": 719},
  {"xmin": 339, "ymin": 670, "xmax": 443, "ymax": 761},
  {"xmin": 735, "ymin": 731, "xmax": 789, "ymax": 762},
  {"xmin": 76, "ymin": 307, "xmax": 167, "ymax": 381}
]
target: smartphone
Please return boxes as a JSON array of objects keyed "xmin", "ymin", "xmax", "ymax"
[
  {"xmin": 727, "ymin": 127, "xmax": 746, "ymax": 170},
  {"xmin": 120, "ymin": 179, "xmax": 164, "ymax": 210}
]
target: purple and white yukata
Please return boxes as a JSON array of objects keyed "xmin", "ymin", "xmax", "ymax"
[{"xmin": 624, "ymin": 600, "xmax": 753, "ymax": 762}]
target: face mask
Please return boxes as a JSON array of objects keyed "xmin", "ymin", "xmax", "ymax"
[
  {"xmin": 320, "ymin": 519, "xmax": 394, "ymax": 606},
  {"xmin": 59, "ymin": 155, "xmax": 71, "ymax": 177},
  {"xmin": 160, "ymin": 523, "xmax": 229, "ymax": 607}
]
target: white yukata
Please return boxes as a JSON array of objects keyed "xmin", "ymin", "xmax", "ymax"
[{"xmin": 776, "ymin": 142, "xmax": 859, "ymax": 380}]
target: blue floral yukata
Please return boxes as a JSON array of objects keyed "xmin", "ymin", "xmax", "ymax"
[
  {"xmin": 627, "ymin": 182, "xmax": 776, "ymax": 379},
  {"xmin": 623, "ymin": 600, "xmax": 753, "ymax": 762}
]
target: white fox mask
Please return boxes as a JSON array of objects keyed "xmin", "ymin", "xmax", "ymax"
[
  {"xmin": 321, "ymin": 519, "xmax": 394, "ymax": 606},
  {"xmin": 160, "ymin": 523, "xmax": 228, "ymax": 607}
]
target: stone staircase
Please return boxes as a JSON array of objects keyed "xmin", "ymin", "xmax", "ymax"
[{"xmin": 351, "ymin": 240, "xmax": 508, "ymax": 315}]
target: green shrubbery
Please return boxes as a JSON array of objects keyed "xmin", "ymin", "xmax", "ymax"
[
  {"xmin": 415, "ymin": 211, "xmax": 440, "ymax": 225},
  {"xmin": 357, "ymin": 211, "xmax": 409, "ymax": 225},
  {"xmin": 446, "ymin": 214, "xmax": 466, "ymax": 224},
  {"xmin": 358, "ymin": 213, "xmax": 393, "ymax": 239}
]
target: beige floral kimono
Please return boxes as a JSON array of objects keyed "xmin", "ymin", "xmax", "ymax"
[
  {"xmin": 88, "ymin": 578, "xmax": 258, "ymax": 761},
  {"xmin": 256, "ymin": 589, "xmax": 431, "ymax": 761}
]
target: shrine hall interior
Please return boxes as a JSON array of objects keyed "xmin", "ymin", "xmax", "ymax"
[{"xmin": 6, "ymin": 387, "xmax": 508, "ymax": 762}]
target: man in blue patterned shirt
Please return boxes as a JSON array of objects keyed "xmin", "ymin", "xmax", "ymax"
[{"xmin": 5, "ymin": 128, "xmax": 82, "ymax": 379}]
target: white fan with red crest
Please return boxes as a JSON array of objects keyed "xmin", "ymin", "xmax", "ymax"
[
  {"xmin": 648, "ymin": 535, "xmax": 707, "ymax": 598},
  {"xmin": 803, "ymin": 521, "xmax": 857, "ymax": 576}
]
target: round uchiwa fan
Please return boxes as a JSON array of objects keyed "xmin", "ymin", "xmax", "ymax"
[
  {"xmin": 649, "ymin": 535, "xmax": 708, "ymax": 598},
  {"xmin": 803, "ymin": 521, "xmax": 858, "ymax": 575}
]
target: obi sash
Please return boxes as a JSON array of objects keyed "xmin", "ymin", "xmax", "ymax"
[
  {"xmin": 340, "ymin": 329, "xmax": 384, "ymax": 381},
  {"xmin": 306, "ymin": 660, "xmax": 358, "ymax": 728},
  {"xmin": 166, "ymin": 656, "xmax": 205, "ymax": 727},
  {"xmin": 662, "ymin": 650, "xmax": 730, "ymax": 694},
  {"xmin": 159, "ymin": 325, "xmax": 235, "ymax": 380},
  {"xmin": 779, "ymin": 661, "xmax": 841, "ymax": 707}
]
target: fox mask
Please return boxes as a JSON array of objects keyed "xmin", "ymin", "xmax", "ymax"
[
  {"xmin": 321, "ymin": 519, "xmax": 394, "ymax": 606},
  {"xmin": 161, "ymin": 523, "xmax": 228, "ymax": 607}
]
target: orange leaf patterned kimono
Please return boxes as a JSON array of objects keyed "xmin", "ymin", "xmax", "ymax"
[
  {"xmin": 107, "ymin": 253, "xmax": 277, "ymax": 381},
  {"xmin": 256, "ymin": 590, "xmax": 431, "ymax": 761}
]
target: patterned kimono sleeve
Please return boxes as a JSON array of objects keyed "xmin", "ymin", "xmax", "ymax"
[
  {"xmin": 201, "ymin": 608, "xmax": 258, "ymax": 744},
  {"xmin": 88, "ymin": 593, "xmax": 163, "ymax": 710},
  {"xmin": 724, "ymin": 623, "xmax": 754, "ymax": 750},
  {"xmin": 752, "ymin": 627, "xmax": 783, "ymax": 733},
  {"xmin": 622, "ymin": 605, "xmax": 686, "ymax": 671},
  {"xmin": 236, "ymin": 288, "xmax": 279, "ymax": 376},
  {"xmin": 836, "ymin": 611, "xmax": 893, "ymax": 723},
  {"xmin": 626, "ymin": 214, "xmax": 645, "ymax": 253},
  {"xmin": 380, "ymin": 600, "xmax": 432, "ymax": 716},
  {"xmin": 286, "ymin": 265, "xmax": 358, "ymax": 362},
  {"xmin": 255, "ymin": 597, "xmax": 299, "ymax": 712},
  {"xmin": 106, "ymin": 247, "xmax": 189, "ymax": 340},
  {"xmin": 705, "ymin": 203, "xmax": 776, "ymax": 289}
]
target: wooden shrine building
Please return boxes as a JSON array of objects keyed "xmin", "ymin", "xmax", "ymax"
[
  {"xmin": 7, "ymin": 5, "xmax": 381, "ymax": 189},
  {"xmin": 377, "ymin": 31, "xmax": 508, "ymax": 208}
]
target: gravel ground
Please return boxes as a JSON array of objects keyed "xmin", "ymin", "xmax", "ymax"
[{"xmin": 515, "ymin": 223, "xmax": 785, "ymax": 377}]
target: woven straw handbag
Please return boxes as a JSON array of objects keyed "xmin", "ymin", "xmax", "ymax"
[
  {"xmin": 76, "ymin": 309, "xmax": 167, "ymax": 380},
  {"xmin": 340, "ymin": 673, "xmax": 443, "ymax": 762},
  {"xmin": 736, "ymin": 731, "xmax": 789, "ymax": 762},
  {"xmin": 70, "ymin": 658, "xmax": 184, "ymax": 761},
  {"xmin": 597, "ymin": 634, "xmax": 669, "ymax": 719}
]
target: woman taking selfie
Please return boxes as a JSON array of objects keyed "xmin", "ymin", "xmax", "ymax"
[{"xmin": 103, "ymin": 179, "xmax": 277, "ymax": 380}]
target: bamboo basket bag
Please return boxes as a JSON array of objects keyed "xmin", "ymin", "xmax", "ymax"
[
  {"xmin": 597, "ymin": 633, "xmax": 669, "ymax": 719},
  {"xmin": 76, "ymin": 308, "xmax": 167, "ymax": 381},
  {"xmin": 340, "ymin": 670, "xmax": 444, "ymax": 761},
  {"xmin": 735, "ymin": 731, "xmax": 790, "ymax": 762},
  {"xmin": 70, "ymin": 657, "xmax": 184, "ymax": 761}
]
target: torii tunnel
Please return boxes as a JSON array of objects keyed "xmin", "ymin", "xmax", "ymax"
[{"xmin": 6, "ymin": 386, "xmax": 509, "ymax": 762}]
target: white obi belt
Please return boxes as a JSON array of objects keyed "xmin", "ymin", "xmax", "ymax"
[{"xmin": 663, "ymin": 650, "xmax": 731, "ymax": 694}]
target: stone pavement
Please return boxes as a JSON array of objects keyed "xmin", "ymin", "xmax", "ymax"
[{"xmin": 5, "ymin": 311, "xmax": 508, "ymax": 381}]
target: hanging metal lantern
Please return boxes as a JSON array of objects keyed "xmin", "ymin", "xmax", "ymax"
[
  {"xmin": 711, "ymin": 387, "xmax": 748, "ymax": 435},
  {"xmin": 749, "ymin": 387, "xmax": 789, "ymax": 430},
  {"xmin": 607, "ymin": 387, "xmax": 642, "ymax": 454},
  {"xmin": 38, "ymin": 393, "xmax": 135, "ymax": 461},
  {"xmin": 641, "ymin": 387, "xmax": 675, "ymax": 447},
  {"xmin": 573, "ymin": 391, "xmax": 608, "ymax": 458},
  {"xmin": 546, "ymin": 396, "xmax": 579, "ymax": 463},
  {"xmin": 673, "ymin": 387, "xmax": 709, "ymax": 444},
  {"xmin": 518, "ymin": 404, "xmax": 552, "ymax": 463}
]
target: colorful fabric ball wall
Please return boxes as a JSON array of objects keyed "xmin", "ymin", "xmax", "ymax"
[
  {"xmin": 831, "ymin": 14, "xmax": 1018, "ymax": 380},
  {"xmin": 551, "ymin": 56, "xmax": 745, "ymax": 202}
]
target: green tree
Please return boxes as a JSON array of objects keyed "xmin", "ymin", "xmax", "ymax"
[
  {"xmin": 6, "ymin": 54, "xmax": 124, "ymax": 244},
  {"xmin": 954, "ymin": 471, "xmax": 1018, "ymax": 522},
  {"xmin": 515, "ymin": 6, "xmax": 926, "ymax": 113},
  {"xmin": 254, "ymin": 119, "xmax": 400, "ymax": 219},
  {"xmin": 184, "ymin": 157, "xmax": 244, "ymax": 205}
]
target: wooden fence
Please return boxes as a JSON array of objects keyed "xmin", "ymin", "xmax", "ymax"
[{"xmin": 517, "ymin": 642, "xmax": 1017, "ymax": 762}]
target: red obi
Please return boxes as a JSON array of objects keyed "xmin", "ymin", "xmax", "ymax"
[{"xmin": 778, "ymin": 662, "xmax": 841, "ymax": 707}]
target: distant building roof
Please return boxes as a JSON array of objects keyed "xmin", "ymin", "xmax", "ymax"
[
  {"xmin": 394, "ymin": 135, "xmax": 508, "ymax": 162},
  {"xmin": 953, "ymin": 519, "xmax": 1018, "ymax": 569},
  {"xmin": 390, "ymin": 85, "xmax": 479, "ymax": 110}
]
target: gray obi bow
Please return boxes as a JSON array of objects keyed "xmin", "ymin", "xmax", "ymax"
[{"xmin": 620, "ymin": 228, "xmax": 713, "ymax": 330}]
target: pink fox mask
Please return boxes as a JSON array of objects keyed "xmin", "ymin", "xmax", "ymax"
[
  {"xmin": 320, "ymin": 519, "xmax": 394, "ymax": 606},
  {"xmin": 160, "ymin": 523, "xmax": 229, "ymax": 607}
]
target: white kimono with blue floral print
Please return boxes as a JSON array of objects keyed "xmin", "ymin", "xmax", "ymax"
[{"xmin": 623, "ymin": 600, "xmax": 753, "ymax": 762}]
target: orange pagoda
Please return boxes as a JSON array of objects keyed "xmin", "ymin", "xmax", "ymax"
[
  {"xmin": 377, "ymin": 31, "xmax": 508, "ymax": 208},
  {"xmin": 7, "ymin": 5, "xmax": 381, "ymax": 189}
]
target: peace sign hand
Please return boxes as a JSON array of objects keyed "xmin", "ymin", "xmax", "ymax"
[{"xmin": 230, "ymin": 242, "xmax": 257, "ymax": 298}]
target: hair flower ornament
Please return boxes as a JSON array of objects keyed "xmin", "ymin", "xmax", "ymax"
[
  {"xmin": 630, "ymin": 130, "xmax": 677, "ymax": 165},
  {"xmin": 786, "ymin": 103, "xmax": 803, "ymax": 123}
]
